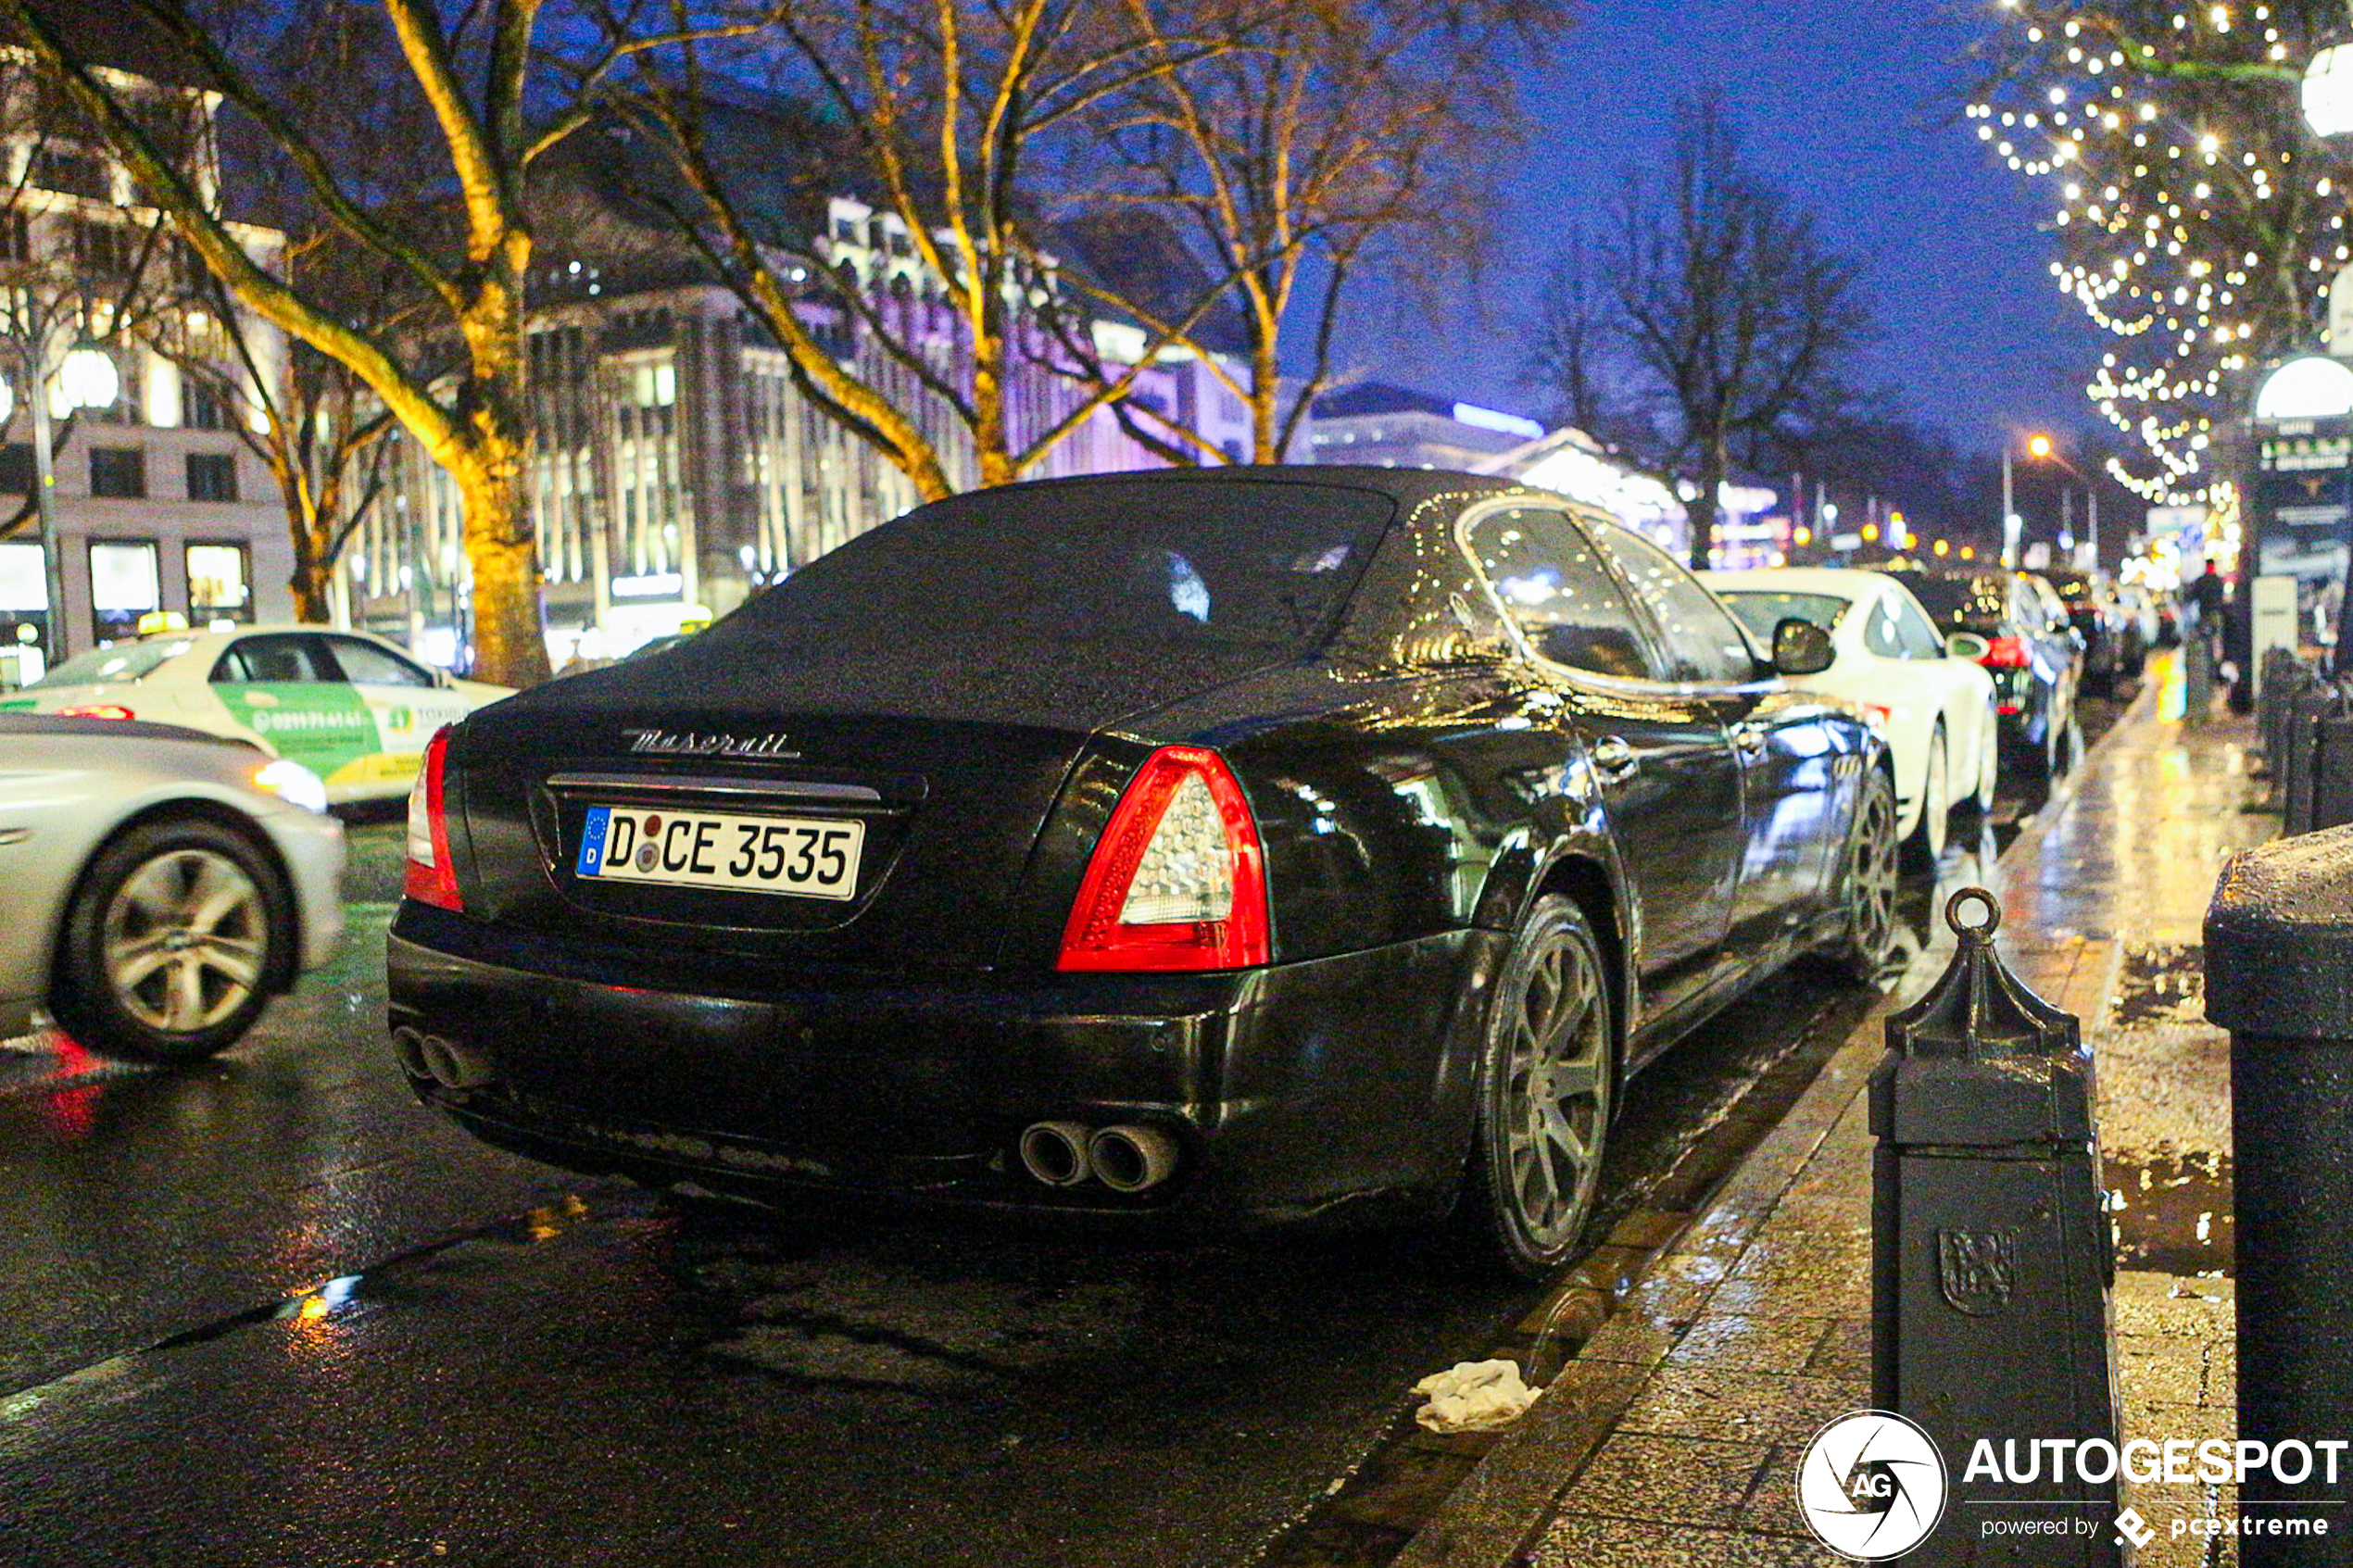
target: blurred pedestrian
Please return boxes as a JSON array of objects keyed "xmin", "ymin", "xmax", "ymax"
[{"xmin": 2184, "ymin": 560, "xmax": 2227, "ymax": 641}]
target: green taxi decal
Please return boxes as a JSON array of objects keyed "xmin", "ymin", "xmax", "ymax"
[{"xmin": 217, "ymin": 682, "xmax": 384, "ymax": 783}]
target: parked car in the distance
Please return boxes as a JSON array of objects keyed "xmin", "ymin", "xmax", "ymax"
[
  {"xmin": 1, "ymin": 625, "xmax": 509, "ymax": 804},
  {"xmin": 2114, "ymin": 582, "xmax": 2169, "ymax": 658},
  {"xmin": 1879, "ymin": 569, "xmax": 2082, "ymax": 785},
  {"xmin": 1705, "ymin": 568, "xmax": 2000, "ymax": 864},
  {"xmin": 2043, "ymin": 570, "xmax": 2140, "ymax": 694},
  {"xmin": 0, "ymin": 714, "xmax": 345, "ymax": 1060}
]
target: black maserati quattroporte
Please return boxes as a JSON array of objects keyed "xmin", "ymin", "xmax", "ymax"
[{"xmin": 389, "ymin": 469, "xmax": 1897, "ymax": 1274}]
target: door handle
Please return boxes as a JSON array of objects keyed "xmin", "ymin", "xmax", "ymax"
[
  {"xmin": 1732, "ymin": 725, "xmax": 1768, "ymax": 759},
  {"xmin": 1591, "ymin": 736, "xmax": 1640, "ymax": 782}
]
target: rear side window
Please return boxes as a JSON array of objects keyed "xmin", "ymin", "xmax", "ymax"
[
  {"xmin": 737, "ymin": 481, "xmax": 1392, "ymax": 655},
  {"xmin": 1718, "ymin": 591, "xmax": 1848, "ymax": 646},
  {"xmin": 1590, "ymin": 525, "xmax": 1755, "ymax": 684},
  {"xmin": 213, "ymin": 635, "xmax": 331, "ymax": 684},
  {"xmin": 328, "ymin": 636, "xmax": 434, "ymax": 687},
  {"xmin": 1888, "ymin": 594, "xmax": 1948, "ymax": 660},
  {"xmin": 1464, "ymin": 508, "xmax": 1660, "ymax": 681}
]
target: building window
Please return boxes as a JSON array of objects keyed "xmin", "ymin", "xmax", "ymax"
[
  {"xmin": 186, "ymin": 452, "xmax": 238, "ymax": 502},
  {"xmin": 87, "ymin": 539, "xmax": 158, "ymax": 642},
  {"xmin": 32, "ymin": 147, "xmax": 109, "ymax": 200},
  {"xmin": 185, "ymin": 542, "xmax": 250, "ymax": 622},
  {"xmin": 184, "ymin": 379, "xmax": 232, "ymax": 431},
  {"xmin": 0, "ymin": 443, "xmax": 31, "ymax": 494},
  {"xmin": 90, "ymin": 446, "xmax": 146, "ymax": 498}
]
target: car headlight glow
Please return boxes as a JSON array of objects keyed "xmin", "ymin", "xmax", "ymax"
[{"xmin": 254, "ymin": 758, "xmax": 330, "ymax": 814}]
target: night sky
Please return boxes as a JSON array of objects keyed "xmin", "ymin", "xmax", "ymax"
[{"xmin": 1348, "ymin": 0, "xmax": 2109, "ymax": 454}]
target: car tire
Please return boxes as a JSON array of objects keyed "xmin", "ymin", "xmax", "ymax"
[
  {"xmin": 1456, "ymin": 894, "xmax": 1615, "ymax": 1280},
  {"xmin": 1904, "ymin": 725, "xmax": 1949, "ymax": 868},
  {"xmin": 2023, "ymin": 702, "xmax": 2059, "ymax": 786},
  {"xmin": 50, "ymin": 816, "xmax": 285, "ymax": 1064},
  {"xmin": 1966, "ymin": 709, "xmax": 2000, "ymax": 821},
  {"xmin": 1822, "ymin": 767, "xmax": 1901, "ymax": 987}
]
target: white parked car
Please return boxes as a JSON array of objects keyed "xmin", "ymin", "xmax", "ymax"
[
  {"xmin": 0, "ymin": 626, "xmax": 509, "ymax": 805},
  {"xmin": 0, "ymin": 713, "xmax": 345, "ymax": 1061},
  {"xmin": 1704, "ymin": 568, "xmax": 2001, "ymax": 862}
]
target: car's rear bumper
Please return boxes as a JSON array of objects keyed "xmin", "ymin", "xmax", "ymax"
[
  {"xmin": 385, "ymin": 903, "xmax": 1504, "ymax": 1225},
  {"xmin": 258, "ymin": 805, "xmax": 345, "ymax": 975}
]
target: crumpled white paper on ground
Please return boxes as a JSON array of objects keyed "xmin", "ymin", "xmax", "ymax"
[{"xmin": 1411, "ymin": 1358, "xmax": 1536, "ymax": 1433}]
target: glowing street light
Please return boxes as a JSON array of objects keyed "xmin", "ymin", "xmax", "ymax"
[
  {"xmin": 2027, "ymin": 433, "xmax": 2056, "ymax": 459},
  {"xmin": 56, "ymin": 345, "xmax": 119, "ymax": 414},
  {"xmin": 2305, "ymin": 44, "xmax": 2353, "ymax": 139}
]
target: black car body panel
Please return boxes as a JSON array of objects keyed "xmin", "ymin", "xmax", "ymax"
[{"xmin": 391, "ymin": 468, "xmax": 1883, "ymax": 1223}]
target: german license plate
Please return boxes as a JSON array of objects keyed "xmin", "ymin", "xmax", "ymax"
[{"xmin": 575, "ymin": 806, "xmax": 863, "ymax": 899}]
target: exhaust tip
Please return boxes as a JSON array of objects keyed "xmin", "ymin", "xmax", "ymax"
[
  {"xmin": 419, "ymin": 1034, "xmax": 497, "ymax": 1090},
  {"xmin": 1018, "ymin": 1121, "xmax": 1093, "ymax": 1187},
  {"xmin": 1088, "ymin": 1124, "xmax": 1179, "ymax": 1193},
  {"xmin": 391, "ymin": 1026, "xmax": 432, "ymax": 1079}
]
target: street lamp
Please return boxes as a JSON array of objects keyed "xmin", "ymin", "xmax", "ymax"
[
  {"xmin": 2003, "ymin": 431, "xmax": 2095, "ymax": 569},
  {"xmin": 19, "ymin": 341, "xmax": 123, "ymax": 660},
  {"xmin": 2305, "ymin": 44, "xmax": 2353, "ymax": 138}
]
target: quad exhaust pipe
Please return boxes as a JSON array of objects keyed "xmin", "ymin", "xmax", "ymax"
[
  {"xmin": 1017, "ymin": 1121, "xmax": 1094, "ymax": 1187},
  {"xmin": 1017, "ymin": 1120, "xmax": 1180, "ymax": 1192},
  {"xmin": 391, "ymin": 1026, "xmax": 497, "ymax": 1090},
  {"xmin": 1088, "ymin": 1124, "xmax": 1179, "ymax": 1193}
]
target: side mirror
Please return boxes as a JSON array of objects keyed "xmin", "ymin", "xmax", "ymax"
[
  {"xmin": 1771, "ymin": 617, "xmax": 1835, "ymax": 677},
  {"xmin": 1946, "ymin": 632, "xmax": 1990, "ymax": 662}
]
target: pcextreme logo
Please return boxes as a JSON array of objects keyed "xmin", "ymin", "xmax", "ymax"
[{"xmin": 1796, "ymin": 1410, "xmax": 1948, "ymax": 1561}]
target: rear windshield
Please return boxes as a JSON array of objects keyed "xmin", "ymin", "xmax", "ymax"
[
  {"xmin": 737, "ymin": 480, "xmax": 1394, "ymax": 653},
  {"xmin": 1884, "ymin": 572, "xmax": 2005, "ymax": 633},
  {"xmin": 1717, "ymin": 591, "xmax": 1850, "ymax": 645},
  {"xmin": 31, "ymin": 639, "xmax": 191, "ymax": 687}
]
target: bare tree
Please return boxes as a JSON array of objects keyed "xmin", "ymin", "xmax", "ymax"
[
  {"xmin": 156, "ymin": 277, "xmax": 401, "ymax": 624},
  {"xmin": 1099, "ymin": 0, "xmax": 1569, "ymax": 463},
  {"xmin": 0, "ymin": 0, "xmax": 686, "ymax": 684},
  {"xmin": 604, "ymin": 0, "xmax": 1241, "ymax": 498},
  {"xmin": 1532, "ymin": 98, "xmax": 1873, "ymax": 569},
  {"xmin": 0, "ymin": 61, "xmax": 192, "ymax": 656}
]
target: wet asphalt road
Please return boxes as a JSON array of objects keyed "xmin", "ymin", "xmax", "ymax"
[{"xmin": 0, "ymin": 696, "xmax": 2129, "ymax": 1568}]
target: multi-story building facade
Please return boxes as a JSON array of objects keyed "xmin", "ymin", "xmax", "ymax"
[
  {"xmin": 345, "ymin": 160, "xmax": 1264, "ymax": 671},
  {"xmin": 0, "ymin": 43, "xmax": 291, "ymax": 678}
]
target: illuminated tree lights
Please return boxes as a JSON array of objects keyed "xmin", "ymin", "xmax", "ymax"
[{"xmin": 1969, "ymin": 0, "xmax": 2342, "ymax": 507}]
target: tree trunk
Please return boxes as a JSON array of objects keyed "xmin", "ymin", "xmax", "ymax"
[
  {"xmin": 455, "ymin": 447, "xmax": 548, "ymax": 687},
  {"xmin": 1252, "ymin": 337, "xmax": 1280, "ymax": 463},
  {"xmin": 1689, "ymin": 431, "xmax": 1729, "ymax": 571}
]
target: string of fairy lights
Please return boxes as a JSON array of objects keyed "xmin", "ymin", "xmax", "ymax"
[{"xmin": 1970, "ymin": 0, "xmax": 2340, "ymax": 519}]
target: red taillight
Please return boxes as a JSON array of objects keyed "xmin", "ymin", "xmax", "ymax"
[
  {"xmin": 1056, "ymin": 745, "xmax": 1270, "ymax": 972},
  {"xmin": 1979, "ymin": 636, "xmax": 2032, "ymax": 671},
  {"xmin": 403, "ymin": 727, "xmax": 462, "ymax": 911},
  {"xmin": 57, "ymin": 704, "xmax": 133, "ymax": 721}
]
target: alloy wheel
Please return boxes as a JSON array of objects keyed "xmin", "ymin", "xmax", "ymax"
[
  {"xmin": 102, "ymin": 849, "xmax": 267, "ymax": 1035},
  {"xmin": 1919, "ymin": 730, "xmax": 1949, "ymax": 859},
  {"xmin": 1846, "ymin": 777, "xmax": 1902, "ymax": 968},
  {"xmin": 1502, "ymin": 926, "xmax": 1611, "ymax": 1251}
]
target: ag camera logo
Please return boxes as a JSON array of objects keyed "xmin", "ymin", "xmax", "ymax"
[{"xmin": 1797, "ymin": 1410, "xmax": 1948, "ymax": 1560}]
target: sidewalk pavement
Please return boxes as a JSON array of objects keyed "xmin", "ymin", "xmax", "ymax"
[{"xmin": 1393, "ymin": 660, "xmax": 2263, "ymax": 1568}]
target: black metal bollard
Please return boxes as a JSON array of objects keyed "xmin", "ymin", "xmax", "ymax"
[
  {"xmin": 2283, "ymin": 688, "xmax": 2345, "ymax": 836},
  {"xmin": 2257, "ymin": 649, "xmax": 2298, "ymax": 780},
  {"xmin": 2317, "ymin": 715, "xmax": 2353, "ymax": 833},
  {"xmin": 2206, "ymin": 832, "xmax": 2353, "ymax": 1566},
  {"xmin": 1873, "ymin": 888, "xmax": 2122, "ymax": 1566}
]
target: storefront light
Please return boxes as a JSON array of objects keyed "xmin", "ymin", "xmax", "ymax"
[{"xmin": 57, "ymin": 345, "xmax": 120, "ymax": 412}]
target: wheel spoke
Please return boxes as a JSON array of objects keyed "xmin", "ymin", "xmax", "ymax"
[
  {"xmin": 110, "ymin": 945, "xmax": 175, "ymax": 990},
  {"xmin": 163, "ymin": 956, "xmax": 208, "ymax": 1030},
  {"xmin": 197, "ymin": 938, "xmax": 261, "ymax": 991}
]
